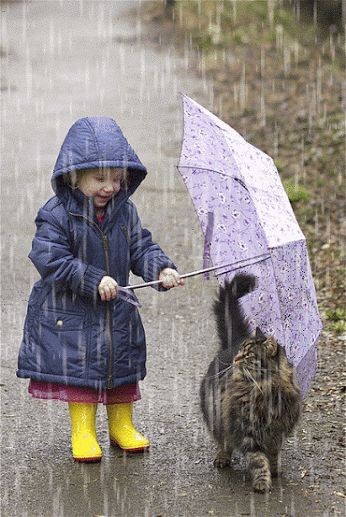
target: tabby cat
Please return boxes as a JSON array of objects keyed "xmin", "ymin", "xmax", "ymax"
[{"xmin": 200, "ymin": 273, "xmax": 302, "ymax": 493}]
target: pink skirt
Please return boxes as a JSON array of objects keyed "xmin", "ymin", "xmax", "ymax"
[{"xmin": 28, "ymin": 380, "xmax": 141, "ymax": 404}]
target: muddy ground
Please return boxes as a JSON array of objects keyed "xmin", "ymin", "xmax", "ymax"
[{"xmin": 1, "ymin": 1, "xmax": 345, "ymax": 516}]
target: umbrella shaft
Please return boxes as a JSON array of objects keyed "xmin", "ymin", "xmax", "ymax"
[
  {"xmin": 123, "ymin": 254, "xmax": 271, "ymax": 290},
  {"xmin": 123, "ymin": 262, "xmax": 233, "ymax": 290}
]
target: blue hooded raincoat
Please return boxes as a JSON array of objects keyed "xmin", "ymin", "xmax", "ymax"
[{"xmin": 17, "ymin": 117, "xmax": 175, "ymax": 390}]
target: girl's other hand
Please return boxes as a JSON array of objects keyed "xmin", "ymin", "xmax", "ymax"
[
  {"xmin": 159, "ymin": 268, "xmax": 184, "ymax": 289},
  {"xmin": 98, "ymin": 276, "xmax": 118, "ymax": 301}
]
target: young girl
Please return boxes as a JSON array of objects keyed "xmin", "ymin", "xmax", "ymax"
[{"xmin": 17, "ymin": 116, "xmax": 183, "ymax": 462}]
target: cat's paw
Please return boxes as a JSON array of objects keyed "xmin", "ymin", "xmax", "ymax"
[
  {"xmin": 213, "ymin": 455, "xmax": 231, "ymax": 468},
  {"xmin": 252, "ymin": 478, "xmax": 272, "ymax": 493}
]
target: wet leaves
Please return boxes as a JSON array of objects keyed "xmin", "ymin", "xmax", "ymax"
[{"xmin": 334, "ymin": 491, "xmax": 346, "ymax": 499}]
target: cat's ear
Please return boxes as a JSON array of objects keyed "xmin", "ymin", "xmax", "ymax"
[
  {"xmin": 255, "ymin": 327, "xmax": 266, "ymax": 342},
  {"xmin": 267, "ymin": 337, "xmax": 278, "ymax": 357}
]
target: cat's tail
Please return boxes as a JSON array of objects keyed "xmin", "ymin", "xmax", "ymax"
[
  {"xmin": 224, "ymin": 273, "xmax": 257, "ymax": 301},
  {"xmin": 214, "ymin": 273, "xmax": 257, "ymax": 351}
]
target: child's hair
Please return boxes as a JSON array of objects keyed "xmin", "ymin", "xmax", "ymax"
[
  {"xmin": 62, "ymin": 168, "xmax": 128, "ymax": 191},
  {"xmin": 62, "ymin": 171, "xmax": 78, "ymax": 189}
]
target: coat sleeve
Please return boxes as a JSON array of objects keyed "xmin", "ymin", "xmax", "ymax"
[
  {"xmin": 128, "ymin": 204, "xmax": 176, "ymax": 290},
  {"xmin": 29, "ymin": 207, "xmax": 106, "ymax": 299}
]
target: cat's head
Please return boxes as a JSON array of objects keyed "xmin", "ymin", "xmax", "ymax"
[{"xmin": 233, "ymin": 327, "xmax": 279, "ymax": 375}]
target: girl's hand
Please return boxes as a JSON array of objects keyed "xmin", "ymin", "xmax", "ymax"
[
  {"xmin": 98, "ymin": 276, "xmax": 118, "ymax": 301},
  {"xmin": 159, "ymin": 268, "xmax": 184, "ymax": 289}
]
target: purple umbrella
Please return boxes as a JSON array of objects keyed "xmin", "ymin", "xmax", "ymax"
[{"xmin": 177, "ymin": 94, "xmax": 322, "ymax": 397}]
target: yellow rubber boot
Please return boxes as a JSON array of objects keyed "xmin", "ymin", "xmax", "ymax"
[
  {"xmin": 68, "ymin": 402, "xmax": 102, "ymax": 462},
  {"xmin": 107, "ymin": 403, "xmax": 150, "ymax": 452}
]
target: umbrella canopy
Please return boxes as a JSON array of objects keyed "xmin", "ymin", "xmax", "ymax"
[{"xmin": 177, "ymin": 94, "xmax": 322, "ymax": 397}]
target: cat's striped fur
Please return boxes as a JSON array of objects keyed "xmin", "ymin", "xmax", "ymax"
[{"xmin": 200, "ymin": 273, "xmax": 301, "ymax": 493}]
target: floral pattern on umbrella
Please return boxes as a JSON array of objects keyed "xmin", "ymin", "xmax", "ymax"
[{"xmin": 177, "ymin": 94, "xmax": 322, "ymax": 397}]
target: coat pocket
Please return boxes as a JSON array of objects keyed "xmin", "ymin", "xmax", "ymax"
[
  {"xmin": 36, "ymin": 309, "xmax": 89, "ymax": 379},
  {"xmin": 39, "ymin": 309, "xmax": 86, "ymax": 331}
]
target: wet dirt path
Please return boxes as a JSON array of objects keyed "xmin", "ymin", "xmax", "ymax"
[{"xmin": 1, "ymin": 1, "xmax": 342, "ymax": 516}]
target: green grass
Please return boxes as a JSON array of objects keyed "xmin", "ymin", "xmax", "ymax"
[
  {"xmin": 327, "ymin": 320, "xmax": 346, "ymax": 334},
  {"xmin": 283, "ymin": 181, "xmax": 310, "ymax": 204},
  {"xmin": 326, "ymin": 308, "xmax": 346, "ymax": 322},
  {"xmin": 174, "ymin": 0, "xmax": 318, "ymax": 53},
  {"xmin": 326, "ymin": 308, "xmax": 346, "ymax": 334}
]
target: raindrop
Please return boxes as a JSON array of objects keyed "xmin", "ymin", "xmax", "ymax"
[{"xmin": 275, "ymin": 23, "xmax": 284, "ymax": 50}]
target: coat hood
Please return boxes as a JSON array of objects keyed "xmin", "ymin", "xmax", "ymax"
[{"xmin": 52, "ymin": 117, "xmax": 147, "ymax": 204}]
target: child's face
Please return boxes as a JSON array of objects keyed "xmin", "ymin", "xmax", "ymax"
[{"xmin": 77, "ymin": 168, "xmax": 126, "ymax": 209}]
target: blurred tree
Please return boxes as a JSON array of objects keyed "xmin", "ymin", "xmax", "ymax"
[{"xmin": 289, "ymin": 0, "xmax": 345, "ymax": 28}]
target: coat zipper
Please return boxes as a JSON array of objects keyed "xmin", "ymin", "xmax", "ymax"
[
  {"xmin": 102, "ymin": 234, "xmax": 114, "ymax": 388},
  {"xmin": 69, "ymin": 212, "xmax": 114, "ymax": 389}
]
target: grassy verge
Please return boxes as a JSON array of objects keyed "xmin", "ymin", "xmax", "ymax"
[{"xmin": 143, "ymin": 0, "xmax": 345, "ymax": 328}]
